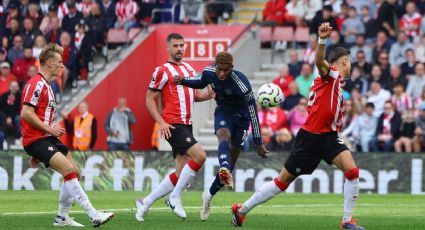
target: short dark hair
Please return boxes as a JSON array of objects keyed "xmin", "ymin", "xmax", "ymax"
[
  {"xmin": 392, "ymin": 83, "xmax": 404, "ymax": 89},
  {"xmin": 328, "ymin": 47, "xmax": 350, "ymax": 64},
  {"xmin": 215, "ymin": 51, "xmax": 233, "ymax": 65},
  {"xmin": 166, "ymin": 33, "xmax": 184, "ymax": 43},
  {"xmin": 366, "ymin": 102, "xmax": 375, "ymax": 109}
]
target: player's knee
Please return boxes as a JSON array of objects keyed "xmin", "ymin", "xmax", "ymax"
[{"xmin": 344, "ymin": 167, "xmax": 359, "ymax": 180}]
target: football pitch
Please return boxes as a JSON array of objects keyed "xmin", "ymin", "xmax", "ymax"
[{"xmin": 0, "ymin": 191, "xmax": 424, "ymax": 229}]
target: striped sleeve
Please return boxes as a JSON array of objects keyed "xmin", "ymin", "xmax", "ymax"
[
  {"xmin": 23, "ymin": 80, "xmax": 45, "ymax": 108},
  {"xmin": 149, "ymin": 66, "xmax": 168, "ymax": 91},
  {"xmin": 328, "ymin": 66, "xmax": 339, "ymax": 79}
]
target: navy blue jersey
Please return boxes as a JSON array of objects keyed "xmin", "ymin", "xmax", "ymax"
[{"xmin": 182, "ymin": 66, "xmax": 262, "ymax": 146}]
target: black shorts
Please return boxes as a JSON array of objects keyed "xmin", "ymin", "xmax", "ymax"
[
  {"xmin": 284, "ymin": 128, "xmax": 349, "ymax": 176},
  {"xmin": 24, "ymin": 136, "xmax": 69, "ymax": 168},
  {"xmin": 166, "ymin": 124, "xmax": 198, "ymax": 158}
]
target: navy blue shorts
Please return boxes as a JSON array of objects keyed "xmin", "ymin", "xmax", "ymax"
[{"xmin": 214, "ymin": 108, "xmax": 249, "ymax": 148}]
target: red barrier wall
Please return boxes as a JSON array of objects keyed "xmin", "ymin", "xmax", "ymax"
[{"xmin": 64, "ymin": 25, "xmax": 246, "ymax": 150}]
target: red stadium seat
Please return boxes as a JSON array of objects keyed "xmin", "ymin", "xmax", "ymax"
[
  {"xmin": 272, "ymin": 27, "xmax": 294, "ymax": 42},
  {"xmin": 128, "ymin": 28, "xmax": 142, "ymax": 41},
  {"xmin": 107, "ymin": 29, "xmax": 128, "ymax": 44},
  {"xmin": 260, "ymin": 27, "xmax": 273, "ymax": 42},
  {"xmin": 294, "ymin": 27, "xmax": 309, "ymax": 43}
]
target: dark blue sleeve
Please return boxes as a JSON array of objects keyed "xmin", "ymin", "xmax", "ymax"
[
  {"xmin": 182, "ymin": 70, "xmax": 209, "ymax": 89},
  {"xmin": 235, "ymin": 72, "xmax": 262, "ymax": 146}
]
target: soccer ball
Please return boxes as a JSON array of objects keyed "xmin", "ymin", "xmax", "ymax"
[{"xmin": 257, "ymin": 83, "xmax": 284, "ymax": 108}]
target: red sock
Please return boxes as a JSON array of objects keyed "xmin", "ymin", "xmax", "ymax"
[
  {"xmin": 187, "ymin": 160, "xmax": 202, "ymax": 172},
  {"xmin": 274, "ymin": 178, "xmax": 289, "ymax": 191},
  {"xmin": 64, "ymin": 173, "xmax": 78, "ymax": 182},
  {"xmin": 169, "ymin": 172, "xmax": 178, "ymax": 186},
  {"xmin": 344, "ymin": 168, "xmax": 359, "ymax": 180}
]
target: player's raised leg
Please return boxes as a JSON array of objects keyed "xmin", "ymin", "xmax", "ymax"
[
  {"xmin": 232, "ymin": 166, "xmax": 296, "ymax": 226},
  {"xmin": 136, "ymin": 155, "xmax": 187, "ymax": 221},
  {"xmin": 167, "ymin": 144, "xmax": 206, "ymax": 219},
  {"xmin": 49, "ymin": 153, "xmax": 114, "ymax": 227},
  {"xmin": 332, "ymin": 150, "xmax": 364, "ymax": 230}
]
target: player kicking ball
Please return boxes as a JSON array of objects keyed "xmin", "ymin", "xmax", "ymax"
[
  {"xmin": 230, "ymin": 23, "xmax": 364, "ymax": 229},
  {"xmin": 174, "ymin": 51, "xmax": 269, "ymax": 221},
  {"xmin": 20, "ymin": 43, "xmax": 113, "ymax": 227}
]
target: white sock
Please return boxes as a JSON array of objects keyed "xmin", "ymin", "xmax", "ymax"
[
  {"xmin": 170, "ymin": 161, "xmax": 200, "ymax": 200},
  {"xmin": 144, "ymin": 174, "xmax": 176, "ymax": 207},
  {"xmin": 343, "ymin": 178, "xmax": 359, "ymax": 222},
  {"xmin": 57, "ymin": 183, "xmax": 73, "ymax": 217},
  {"xmin": 240, "ymin": 180, "xmax": 282, "ymax": 215},
  {"xmin": 65, "ymin": 178, "xmax": 97, "ymax": 218}
]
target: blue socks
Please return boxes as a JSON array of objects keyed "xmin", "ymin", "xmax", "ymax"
[{"xmin": 218, "ymin": 141, "xmax": 232, "ymax": 170}]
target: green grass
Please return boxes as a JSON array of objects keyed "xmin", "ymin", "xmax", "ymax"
[{"xmin": 0, "ymin": 191, "xmax": 424, "ymax": 229}]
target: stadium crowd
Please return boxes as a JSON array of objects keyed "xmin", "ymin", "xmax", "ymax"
[
  {"xmin": 248, "ymin": 0, "xmax": 425, "ymax": 153},
  {"xmin": 1, "ymin": 0, "xmax": 425, "ymax": 154}
]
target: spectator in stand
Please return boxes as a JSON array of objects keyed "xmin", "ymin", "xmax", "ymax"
[
  {"xmin": 406, "ymin": 63, "xmax": 425, "ymax": 98},
  {"xmin": 367, "ymin": 81, "xmax": 391, "ymax": 117},
  {"xmin": 334, "ymin": 1, "xmax": 348, "ymax": 31},
  {"xmin": 272, "ymin": 64, "xmax": 294, "ymax": 97},
  {"xmin": 0, "ymin": 62, "xmax": 17, "ymax": 96},
  {"xmin": 62, "ymin": 1, "xmax": 84, "ymax": 35},
  {"xmin": 45, "ymin": 16, "xmax": 63, "ymax": 44},
  {"xmin": 59, "ymin": 31, "xmax": 78, "ymax": 90},
  {"xmin": 204, "ymin": 0, "xmax": 233, "ymax": 24},
  {"xmin": 345, "ymin": 66, "xmax": 367, "ymax": 95},
  {"xmin": 413, "ymin": 103, "xmax": 425, "ymax": 152},
  {"xmin": 288, "ymin": 50, "xmax": 303, "ymax": 77},
  {"xmin": 350, "ymin": 88, "xmax": 367, "ymax": 115},
  {"xmin": 4, "ymin": 3, "xmax": 21, "ymax": 29},
  {"xmin": 7, "ymin": 35, "xmax": 24, "ymax": 65},
  {"xmin": 352, "ymin": 102, "xmax": 377, "ymax": 152},
  {"xmin": 115, "ymin": 0, "xmax": 139, "ymax": 31},
  {"xmin": 101, "ymin": 0, "xmax": 117, "ymax": 29},
  {"xmin": 360, "ymin": 5, "xmax": 378, "ymax": 44},
  {"xmin": 0, "ymin": 48, "xmax": 6, "ymax": 65},
  {"xmin": 258, "ymin": 105, "xmax": 290, "ymax": 150},
  {"xmin": 387, "ymin": 65, "xmax": 407, "ymax": 92},
  {"xmin": 391, "ymin": 83, "xmax": 412, "ymax": 114},
  {"xmin": 350, "ymin": 34, "xmax": 372, "ymax": 63},
  {"xmin": 341, "ymin": 6, "xmax": 365, "ymax": 47},
  {"xmin": 27, "ymin": 4, "xmax": 43, "ymax": 27},
  {"xmin": 413, "ymin": 86, "xmax": 425, "ymax": 116},
  {"xmin": 0, "ymin": 80, "xmax": 21, "ymax": 144},
  {"xmin": 63, "ymin": 101, "xmax": 98, "ymax": 150},
  {"xmin": 341, "ymin": 99, "xmax": 359, "ymax": 151},
  {"xmin": 419, "ymin": 37, "xmax": 425, "ymax": 62},
  {"xmin": 32, "ymin": 35, "xmax": 46, "ymax": 58},
  {"xmin": 377, "ymin": 51, "xmax": 390, "ymax": 80},
  {"xmin": 75, "ymin": 19, "xmax": 94, "ymax": 81},
  {"xmin": 309, "ymin": 5, "xmax": 337, "ymax": 36},
  {"xmin": 295, "ymin": 63, "xmax": 314, "ymax": 98},
  {"xmin": 57, "ymin": 0, "xmax": 70, "ymax": 20},
  {"xmin": 303, "ymin": 34, "xmax": 317, "ymax": 65},
  {"xmin": 105, "ymin": 97, "xmax": 136, "ymax": 150},
  {"xmin": 375, "ymin": 0, "xmax": 397, "ymax": 39},
  {"xmin": 2, "ymin": 18, "xmax": 21, "ymax": 50},
  {"xmin": 389, "ymin": 32, "xmax": 414, "ymax": 66},
  {"xmin": 399, "ymin": 1, "xmax": 421, "ymax": 43},
  {"xmin": 39, "ymin": 4, "xmax": 58, "ymax": 36},
  {"xmin": 285, "ymin": 0, "xmax": 307, "ymax": 26},
  {"xmin": 394, "ymin": 109, "xmax": 416, "ymax": 153},
  {"xmin": 39, "ymin": 0, "xmax": 52, "ymax": 16},
  {"xmin": 325, "ymin": 30, "xmax": 348, "ymax": 60},
  {"xmin": 261, "ymin": 0, "xmax": 287, "ymax": 26},
  {"xmin": 27, "ymin": 65, "xmax": 38, "ymax": 79},
  {"xmin": 18, "ymin": 0, "xmax": 30, "ymax": 17},
  {"xmin": 21, "ymin": 17, "xmax": 42, "ymax": 47},
  {"xmin": 12, "ymin": 46, "xmax": 36, "ymax": 86},
  {"xmin": 281, "ymin": 81, "xmax": 302, "ymax": 111},
  {"xmin": 372, "ymin": 31, "xmax": 393, "ymax": 63},
  {"xmin": 78, "ymin": 0, "xmax": 94, "ymax": 18},
  {"xmin": 86, "ymin": 3, "xmax": 106, "ymax": 48},
  {"xmin": 287, "ymin": 97, "xmax": 308, "ymax": 136},
  {"xmin": 304, "ymin": 0, "xmax": 323, "ymax": 22},
  {"xmin": 369, "ymin": 65, "xmax": 389, "ymax": 90},
  {"xmin": 352, "ymin": 50, "xmax": 372, "ymax": 78},
  {"xmin": 179, "ymin": 0, "xmax": 204, "ymax": 24},
  {"xmin": 400, "ymin": 48, "xmax": 417, "ymax": 77},
  {"xmin": 0, "ymin": 111, "xmax": 6, "ymax": 150},
  {"xmin": 370, "ymin": 101, "xmax": 402, "ymax": 152}
]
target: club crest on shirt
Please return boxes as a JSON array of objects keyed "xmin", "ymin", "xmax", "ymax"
[
  {"xmin": 225, "ymin": 89, "xmax": 232, "ymax": 95},
  {"xmin": 49, "ymin": 100, "xmax": 56, "ymax": 108},
  {"xmin": 34, "ymin": 89, "xmax": 41, "ymax": 97},
  {"xmin": 220, "ymin": 120, "xmax": 226, "ymax": 126}
]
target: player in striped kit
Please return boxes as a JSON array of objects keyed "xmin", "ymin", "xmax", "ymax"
[
  {"xmin": 20, "ymin": 43, "xmax": 114, "ymax": 227},
  {"xmin": 230, "ymin": 23, "xmax": 364, "ymax": 229},
  {"xmin": 135, "ymin": 33, "xmax": 214, "ymax": 221}
]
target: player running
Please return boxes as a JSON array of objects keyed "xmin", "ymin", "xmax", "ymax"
[
  {"xmin": 174, "ymin": 51, "xmax": 269, "ymax": 221},
  {"xmin": 230, "ymin": 23, "xmax": 364, "ymax": 229},
  {"xmin": 20, "ymin": 43, "xmax": 114, "ymax": 227},
  {"xmin": 135, "ymin": 33, "xmax": 213, "ymax": 221}
]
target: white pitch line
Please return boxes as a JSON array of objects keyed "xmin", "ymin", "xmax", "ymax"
[{"xmin": 2, "ymin": 203, "xmax": 425, "ymax": 216}]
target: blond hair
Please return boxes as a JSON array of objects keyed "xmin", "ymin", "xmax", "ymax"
[{"xmin": 39, "ymin": 43, "xmax": 63, "ymax": 65}]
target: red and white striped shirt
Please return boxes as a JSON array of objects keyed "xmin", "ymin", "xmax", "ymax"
[
  {"xmin": 77, "ymin": 1, "xmax": 93, "ymax": 15},
  {"xmin": 57, "ymin": 2, "xmax": 69, "ymax": 19},
  {"xmin": 20, "ymin": 74, "xmax": 56, "ymax": 147},
  {"xmin": 149, "ymin": 62, "xmax": 196, "ymax": 125},
  {"xmin": 399, "ymin": 12, "xmax": 422, "ymax": 37},
  {"xmin": 391, "ymin": 93, "xmax": 412, "ymax": 114},
  {"xmin": 303, "ymin": 66, "xmax": 345, "ymax": 133},
  {"xmin": 115, "ymin": 0, "xmax": 139, "ymax": 21}
]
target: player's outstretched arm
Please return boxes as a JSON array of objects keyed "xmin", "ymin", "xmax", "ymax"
[
  {"xmin": 316, "ymin": 22, "xmax": 332, "ymax": 78},
  {"xmin": 174, "ymin": 72, "xmax": 208, "ymax": 89},
  {"xmin": 194, "ymin": 85, "xmax": 215, "ymax": 102},
  {"xmin": 21, "ymin": 105, "xmax": 65, "ymax": 137}
]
